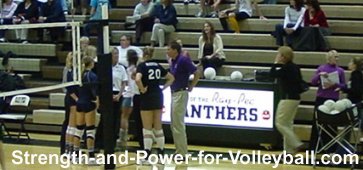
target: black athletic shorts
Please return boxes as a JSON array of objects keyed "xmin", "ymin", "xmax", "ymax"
[
  {"xmin": 76, "ymin": 101, "xmax": 96, "ymax": 113},
  {"xmin": 140, "ymin": 92, "xmax": 164, "ymax": 110}
]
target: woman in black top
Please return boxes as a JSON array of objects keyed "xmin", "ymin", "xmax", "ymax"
[
  {"xmin": 342, "ymin": 57, "xmax": 363, "ymax": 104},
  {"xmin": 270, "ymin": 46, "xmax": 304, "ymax": 154},
  {"xmin": 197, "ymin": 21, "xmax": 226, "ymax": 71},
  {"xmin": 135, "ymin": 46, "xmax": 174, "ymax": 163},
  {"xmin": 13, "ymin": 0, "xmax": 39, "ymax": 43}
]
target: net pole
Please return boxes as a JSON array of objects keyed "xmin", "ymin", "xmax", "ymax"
[
  {"xmin": 0, "ymin": 22, "xmax": 82, "ymax": 98},
  {"xmin": 102, "ymin": 4, "xmax": 109, "ymax": 54},
  {"xmin": 71, "ymin": 24, "xmax": 77, "ymax": 83},
  {"xmin": 98, "ymin": 3, "xmax": 115, "ymax": 170},
  {"xmin": 76, "ymin": 22, "xmax": 82, "ymax": 84}
]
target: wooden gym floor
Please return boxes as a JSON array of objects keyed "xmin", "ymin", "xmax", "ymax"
[{"xmin": 0, "ymin": 133, "xmax": 356, "ymax": 170}]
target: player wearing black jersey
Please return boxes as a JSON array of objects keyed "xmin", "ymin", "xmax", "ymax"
[{"xmin": 135, "ymin": 46, "xmax": 174, "ymax": 164}]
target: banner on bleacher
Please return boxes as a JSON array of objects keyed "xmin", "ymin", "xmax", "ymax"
[{"xmin": 162, "ymin": 87, "xmax": 274, "ymax": 129}]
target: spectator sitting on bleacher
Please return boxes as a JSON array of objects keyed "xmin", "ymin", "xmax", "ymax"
[
  {"xmin": 218, "ymin": 0, "xmax": 265, "ymax": 34},
  {"xmin": 77, "ymin": 36, "xmax": 98, "ymax": 62},
  {"xmin": 71, "ymin": 0, "xmax": 89, "ymax": 15},
  {"xmin": 196, "ymin": 0, "xmax": 226, "ymax": 18},
  {"xmin": 59, "ymin": 0, "xmax": 68, "ymax": 15},
  {"xmin": 127, "ymin": 0, "xmax": 155, "ymax": 45},
  {"xmin": 0, "ymin": 51, "xmax": 25, "ymax": 114},
  {"xmin": 197, "ymin": 21, "xmax": 225, "ymax": 71},
  {"xmin": 37, "ymin": 0, "xmax": 66, "ymax": 43},
  {"xmin": 150, "ymin": 0, "xmax": 177, "ymax": 47},
  {"xmin": 13, "ymin": 0, "xmax": 39, "ymax": 44},
  {"xmin": 272, "ymin": 0, "xmax": 305, "ymax": 47},
  {"xmin": 83, "ymin": 0, "xmax": 109, "ymax": 49},
  {"xmin": 117, "ymin": 34, "xmax": 143, "ymax": 67},
  {"xmin": 0, "ymin": 0, "xmax": 18, "ymax": 42},
  {"xmin": 292, "ymin": 0, "xmax": 330, "ymax": 51}
]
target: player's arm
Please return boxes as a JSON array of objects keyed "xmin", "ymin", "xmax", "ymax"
[
  {"xmin": 162, "ymin": 72, "xmax": 175, "ymax": 91},
  {"xmin": 135, "ymin": 72, "xmax": 147, "ymax": 93},
  {"xmin": 189, "ymin": 70, "xmax": 200, "ymax": 92}
]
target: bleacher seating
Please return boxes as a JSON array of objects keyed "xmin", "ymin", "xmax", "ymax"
[
  {"xmin": 0, "ymin": 58, "xmax": 47, "ymax": 72},
  {"xmin": 0, "ymin": 43, "xmax": 57, "ymax": 57},
  {"xmin": 1, "ymin": 0, "xmax": 362, "ymax": 141},
  {"xmin": 111, "ymin": 4, "xmax": 363, "ymax": 20},
  {"xmin": 112, "ymin": 31, "xmax": 363, "ymax": 51},
  {"xmin": 152, "ymin": 47, "xmax": 362, "ymax": 66}
]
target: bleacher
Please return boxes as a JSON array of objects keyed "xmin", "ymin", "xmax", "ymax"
[{"xmin": 1, "ymin": 0, "xmax": 362, "ymax": 141}]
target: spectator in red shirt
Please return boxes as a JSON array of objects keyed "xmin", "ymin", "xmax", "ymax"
[
  {"xmin": 292, "ymin": 0, "xmax": 330, "ymax": 51},
  {"xmin": 304, "ymin": 0, "xmax": 330, "ymax": 35}
]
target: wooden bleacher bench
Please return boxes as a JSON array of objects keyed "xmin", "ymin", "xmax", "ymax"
[
  {"xmin": 111, "ymin": 4, "xmax": 363, "ymax": 20},
  {"xmin": 153, "ymin": 47, "xmax": 363, "ymax": 67},
  {"xmin": 65, "ymin": 15, "xmax": 89, "ymax": 22},
  {"xmin": 25, "ymin": 80, "xmax": 63, "ymax": 95},
  {"xmin": 39, "ymin": 56, "xmax": 352, "ymax": 82},
  {"xmin": 17, "ymin": 74, "xmax": 32, "ymax": 81},
  {"xmin": 33, "ymin": 109, "xmax": 100, "ymax": 125},
  {"xmin": 49, "ymin": 93, "xmax": 65, "ymax": 107},
  {"xmin": 32, "ymin": 109, "xmax": 65, "ymax": 125},
  {"xmin": 0, "ymin": 43, "xmax": 57, "ymax": 57},
  {"xmin": 42, "ymin": 65, "xmax": 64, "ymax": 80},
  {"xmin": 30, "ymin": 97, "xmax": 49, "ymax": 110},
  {"xmin": 175, "ymin": 18, "xmax": 363, "ymax": 35},
  {"xmin": 112, "ymin": 31, "xmax": 363, "ymax": 51},
  {"xmin": 213, "ymin": 65, "xmax": 351, "ymax": 82},
  {"xmin": 116, "ymin": 0, "xmax": 363, "ymax": 7},
  {"xmin": 278, "ymin": 0, "xmax": 363, "ymax": 4},
  {"xmin": 0, "ymin": 58, "xmax": 47, "ymax": 72}
]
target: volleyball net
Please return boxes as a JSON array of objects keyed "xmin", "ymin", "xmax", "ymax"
[{"xmin": 0, "ymin": 22, "xmax": 82, "ymax": 98}]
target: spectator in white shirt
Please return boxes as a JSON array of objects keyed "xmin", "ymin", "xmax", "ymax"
[
  {"xmin": 116, "ymin": 34, "xmax": 143, "ymax": 67},
  {"xmin": 127, "ymin": 0, "xmax": 155, "ymax": 45},
  {"xmin": 272, "ymin": 0, "xmax": 305, "ymax": 46},
  {"xmin": 0, "ymin": 0, "xmax": 18, "ymax": 42}
]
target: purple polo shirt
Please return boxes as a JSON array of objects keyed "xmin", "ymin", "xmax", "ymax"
[
  {"xmin": 311, "ymin": 64, "xmax": 346, "ymax": 100},
  {"xmin": 170, "ymin": 54, "xmax": 197, "ymax": 91}
]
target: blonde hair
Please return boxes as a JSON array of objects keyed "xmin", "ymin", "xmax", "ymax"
[
  {"xmin": 326, "ymin": 50, "xmax": 339, "ymax": 61},
  {"xmin": 84, "ymin": 45, "xmax": 97, "ymax": 60},
  {"xmin": 278, "ymin": 46, "xmax": 294, "ymax": 63},
  {"xmin": 65, "ymin": 52, "xmax": 73, "ymax": 69},
  {"xmin": 143, "ymin": 46, "xmax": 154, "ymax": 59},
  {"xmin": 80, "ymin": 36, "xmax": 90, "ymax": 44}
]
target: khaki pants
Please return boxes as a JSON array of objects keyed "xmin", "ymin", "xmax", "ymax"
[
  {"xmin": 150, "ymin": 23, "xmax": 175, "ymax": 47},
  {"xmin": 171, "ymin": 91, "xmax": 189, "ymax": 155},
  {"xmin": 275, "ymin": 99, "xmax": 303, "ymax": 153}
]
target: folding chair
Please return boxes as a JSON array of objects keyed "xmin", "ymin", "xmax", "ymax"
[
  {"xmin": 314, "ymin": 105, "xmax": 360, "ymax": 169},
  {"xmin": 0, "ymin": 95, "xmax": 31, "ymax": 143}
]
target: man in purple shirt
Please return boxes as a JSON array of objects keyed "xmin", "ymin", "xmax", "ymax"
[
  {"xmin": 309, "ymin": 50, "xmax": 346, "ymax": 152},
  {"xmin": 168, "ymin": 41, "xmax": 200, "ymax": 159}
]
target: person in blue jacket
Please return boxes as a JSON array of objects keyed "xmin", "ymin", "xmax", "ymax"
[
  {"xmin": 150, "ymin": 0, "xmax": 178, "ymax": 47},
  {"xmin": 37, "ymin": 0, "xmax": 66, "ymax": 43}
]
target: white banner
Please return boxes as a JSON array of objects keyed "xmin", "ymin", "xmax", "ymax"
[{"xmin": 162, "ymin": 87, "xmax": 274, "ymax": 129}]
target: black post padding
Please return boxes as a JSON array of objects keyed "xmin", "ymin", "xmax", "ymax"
[{"xmin": 97, "ymin": 53, "xmax": 114, "ymax": 170}]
